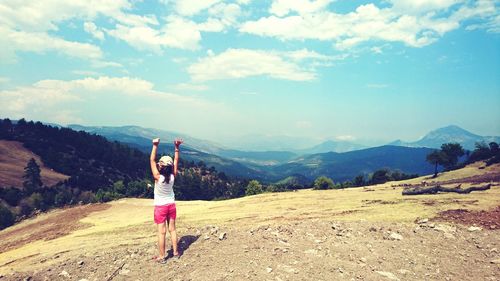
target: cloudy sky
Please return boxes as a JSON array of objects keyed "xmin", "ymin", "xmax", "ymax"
[{"xmin": 0, "ymin": 0, "xmax": 499, "ymax": 145}]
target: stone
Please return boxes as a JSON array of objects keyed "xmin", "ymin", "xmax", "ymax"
[
  {"xmin": 376, "ymin": 271, "xmax": 400, "ymax": 281},
  {"xmin": 58, "ymin": 270, "xmax": 70, "ymax": 278},
  {"xmin": 434, "ymin": 224, "xmax": 456, "ymax": 234},
  {"xmin": 468, "ymin": 226, "xmax": 482, "ymax": 232},
  {"xmin": 204, "ymin": 234, "xmax": 211, "ymax": 240},
  {"xmin": 266, "ymin": 267, "xmax": 273, "ymax": 273},
  {"xmin": 210, "ymin": 226, "xmax": 219, "ymax": 235},
  {"xmin": 219, "ymin": 232, "xmax": 227, "ymax": 240},
  {"xmin": 398, "ymin": 269, "xmax": 411, "ymax": 275},
  {"xmin": 78, "ymin": 260, "xmax": 84, "ymax": 266},
  {"xmin": 417, "ymin": 218, "xmax": 429, "ymax": 224},
  {"xmin": 490, "ymin": 259, "xmax": 500, "ymax": 264},
  {"xmin": 389, "ymin": 232, "xmax": 403, "ymax": 241}
]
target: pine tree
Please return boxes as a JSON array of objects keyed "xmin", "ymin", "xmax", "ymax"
[{"xmin": 23, "ymin": 158, "xmax": 43, "ymax": 195}]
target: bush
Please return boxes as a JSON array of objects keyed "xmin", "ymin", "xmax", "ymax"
[
  {"xmin": 54, "ymin": 189, "xmax": 73, "ymax": 207},
  {"xmin": 78, "ymin": 191, "xmax": 97, "ymax": 204},
  {"xmin": 95, "ymin": 189, "xmax": 122, "ymax": 203},
  {"xmin": 0, "ymin": 187, "xmax": 23, "ymax": 206},
  {"xmin": 245, "ymin": 180, "xmax": 264, "ymax": 196},
  {"xmin": 0, "ymin": 204, "xmax": 15, "ymax": 230},
  {"xmin": 28, "ymin": 192, "xmax": 46, "ymax": 211},
  {"xmin": 18, "ymin": 198, "xmax": 33, "ymax": 217},
  {"xmin": 126, "ymin": 180, "xmax": 149, "ymax": 197},
  {"xmin": 313, "ymin": 176, "xmax": 334, "ymax": 190}
]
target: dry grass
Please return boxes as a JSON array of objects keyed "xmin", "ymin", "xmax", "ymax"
[
  {"xmin": 0, "ymin": 140, "xmax": 69, "ymax": 188},
  {"xmin": 1, "ymin": 162, "xmax": 499, "ymax": 274}
]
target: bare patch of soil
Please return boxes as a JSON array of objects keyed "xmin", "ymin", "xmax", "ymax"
[
  {"xmin": 0, "ymin": 204, "xmax": 110, "ymax": 253},
  {"xmin": 434, "ymin": 206, "xmax": 500, "ymax": 230},
  {"xmin": 0, "ymin": 140, "xmax": 69, "ymax": 188}
]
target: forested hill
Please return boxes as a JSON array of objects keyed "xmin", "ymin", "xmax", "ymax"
[
  {"xmin": 0, "ymin": 118, "xmax": 148, "ymax": 190},
  {"xmin": 0, "ymin": 118, "xmax": 247, "ymax": 199}
]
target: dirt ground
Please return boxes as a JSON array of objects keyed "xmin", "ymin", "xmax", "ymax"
[
  {"xmin": 0, "ymin": 204, "xmax": 110, "ymax": 253},
  {"xmin": 0, "ymin": 162, "xmax": 499, "ymax": 281},
  {"xmin": 2, "ymin": 219, "xmax": 499, "ymax": 281}
]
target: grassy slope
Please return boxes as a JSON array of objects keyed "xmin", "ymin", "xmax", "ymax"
[
  {"xmin": 0, "ymin": 140, "xmax": 69, "ymax": 188},
  {"xmin": 0, "ymin": 162, "xmax": 499, "ymax": 274}
]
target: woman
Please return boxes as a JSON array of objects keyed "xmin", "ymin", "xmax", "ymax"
[{"xmin": 150, "ymin": 137, "xmax": 183, "ymax": 264}]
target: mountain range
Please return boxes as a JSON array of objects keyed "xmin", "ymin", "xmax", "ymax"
[{"xmin": 65, "ymin": 123, "xmax": 498, "ymax": 183}]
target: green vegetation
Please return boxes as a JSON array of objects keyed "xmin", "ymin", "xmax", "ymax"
[
  {"xmin": 467, "ymin": 141, "xmax": 500, "ymax": 165},
  {"xmin": 245, "ymin": 180, "xmax": 264, "ymax": 195},
  {"xmin": 312, "ymin": 176, "xmax": 335, "ymax": 190},
  {"xmin": 0, "ymin": 118, "xmax": 248, "ymax": 227}
]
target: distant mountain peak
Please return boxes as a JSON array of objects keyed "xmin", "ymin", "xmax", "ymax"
[
  {"xmin": 425, "ymin": 125, "xmax": 479, "ymax": 138},
  {"xmin": 391, "ymin": 125, "xmax": 498, "ymax": 150}
]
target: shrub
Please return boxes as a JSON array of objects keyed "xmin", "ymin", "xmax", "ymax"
[
  {"xmin": 28, "ymin": 192, "xmax": 46, "ymax": 211},
  {"xmin": 245, "ymin": 180, "xmax": 264, "ymax": 196},
  {"xmin": 78, "ymin": 191, "xmax": 97, "ymax": 204},
  {"xmin": 313, "ymin": 176, "xmax": 334, "ymax": 190},
  {"xmin": 54, "ymin": 189, "xmax": 72, "ymax": 207},
  {"xmin": 0, "ymin": 187, "xmax": 23, "ymax": 206},
  {"xmin": 0, "ymin": 204, "xmax": 15, "ymax": 230}
]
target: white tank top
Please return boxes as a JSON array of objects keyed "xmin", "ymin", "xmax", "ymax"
[{"xmin": 154, "ymin": 174, "xmax": 175, "ymax": 206}]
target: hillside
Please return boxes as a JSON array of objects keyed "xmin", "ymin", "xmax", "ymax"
[
  {"xmin": 272, "ymin": 145, "xmax": 435, "ymax": 182},
  {"xmin": 0, "ymin": 140, "xmax": 68, "ymax": 188},
  {"xmin": 1, "ymin": 162, "xmax": 499, "ymax": 280}
]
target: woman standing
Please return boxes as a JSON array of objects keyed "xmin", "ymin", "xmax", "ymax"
[{"xmin": 150, "ymin": 137, "xmax": 183, "ymax": 263}]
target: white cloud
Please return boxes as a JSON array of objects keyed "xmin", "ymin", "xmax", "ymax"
[
  {"xmin": 106, "ymin": 16, "xmax": 205, "ymax": 52},
  {"xmin": 285, "ymin": 48, "xmax": 333, "ymax": 61},
  {"xmin": 335, "ymin": 135, "xmax": 356, "ymax": 141},
  {"xmin": 0, "ymin": 76, "xmax": 225, "ymax": 125},
  {"xmin": 187, "ymin": 48, "xmax": 321, "ymax": 81},
  {"xmin": 90, "ymin": 60, "xmax": 124, "ymax": 69},
  {"xmin": 0, "ymin": 26, "xmax": 103, "ymax": 62},
  {"xmin": 0, "ymin": 77, "xmax": 11, "ymax": 84},
  {"xmin": 241, "ymin": 1, "xmax": 500, "ymax": 50},
  {"xmin": 173, "ymin": 0, "xmax": 223, "ymax": 16},
  {"xmin": 270, "ymin": 0, "xmax": 332, "ymax": 17},
  {"xmin": 388, "ymin": 0, "xmax": 463, "ymax": 14},
  {"xmin": 174, "ymin": 83, "xmax": 209, "ymax": 91},
  {"xmin": 84, "ymin": 22, "xmax": 105, "ymax": 40}
]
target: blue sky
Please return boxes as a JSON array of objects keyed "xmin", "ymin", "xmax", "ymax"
[{"xmin": 0, "ymin": 0, "xmax": 499, "ymax": 146}]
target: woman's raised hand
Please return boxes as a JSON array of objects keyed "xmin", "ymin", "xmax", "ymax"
[
  {"xmin": 174, "ymin": 138, "xmax": 183, "ymax": 148},
  {"xmin": 152, "ymin": 138, "xmax": 160, "ymax": 145}
]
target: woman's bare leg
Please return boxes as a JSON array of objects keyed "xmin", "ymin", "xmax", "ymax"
[
  {"xmin": 157, "ymin": 222, "xmax": 167, "ymax": 258},
  {"xmin": 167, "ymin": 218, "xmax": 179, "ymax": 256}
]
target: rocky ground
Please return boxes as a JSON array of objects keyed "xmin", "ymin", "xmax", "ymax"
[{"xmin": 2, "ymin": 215, "xmax": 499, "ymax": 281}]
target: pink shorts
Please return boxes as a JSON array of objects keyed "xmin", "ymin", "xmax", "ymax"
[{"xmin": 154, "ymin": 203, "xmax": 177, "ymax": 224}]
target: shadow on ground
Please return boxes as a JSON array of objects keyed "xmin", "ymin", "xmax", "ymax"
[{"xmin": 167, "ymin": 235, "xmax": 200, "ymax": 258}]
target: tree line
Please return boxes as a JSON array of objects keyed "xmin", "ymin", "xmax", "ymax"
[{"xmin": 0, "ymin": 118, "xmax": 249, "ymax": 229}]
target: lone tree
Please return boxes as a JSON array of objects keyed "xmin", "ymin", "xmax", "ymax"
[
  {"xmin": 440, "ymin": 143, "xmax": 465, "ymax": 170},
  {"xmin": 245, "ymin": 180, "xmax": 264, "ymax": 196},
  {"xmin": 426, "ymin": 150, "xmax": 446, "ymax": 178},
  {"xmin": 23, "ymin": 158, "xmax": 43, "ymax": 195},
  {"xmin": 313, "ymin": 176, "xmax": 334, "ymax": 190}
]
